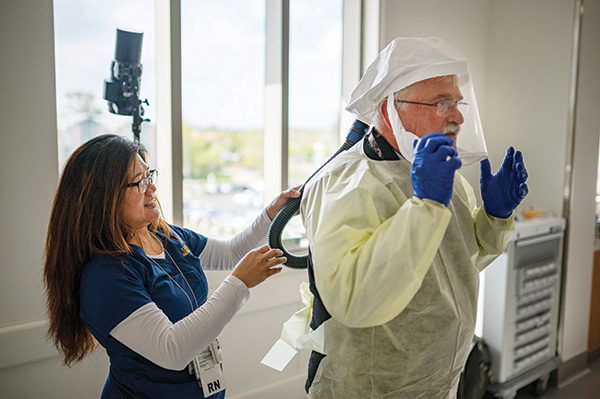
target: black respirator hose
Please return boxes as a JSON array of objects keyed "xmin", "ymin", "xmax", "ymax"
[{"xmin": 268, "ymin": 119, "xmax": 370, "ymax": 269}]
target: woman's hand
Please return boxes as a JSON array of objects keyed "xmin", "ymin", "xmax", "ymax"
[
  {"xmin": 266, "ymin": 186, "xmax": 301, "ymax": 220},
  {"xmin": 231, "ymin": 245, "xmax": 286, "ymax": 288}
]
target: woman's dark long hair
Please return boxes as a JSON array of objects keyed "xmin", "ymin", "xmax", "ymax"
[{"xmin": 43, "ymin": 134, "xmax": 171, "ymax": 366}]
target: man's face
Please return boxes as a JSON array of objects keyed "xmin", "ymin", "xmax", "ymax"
[{"xmin": 396, "ymin": 77, "xmax": 465, "ymax": 146}]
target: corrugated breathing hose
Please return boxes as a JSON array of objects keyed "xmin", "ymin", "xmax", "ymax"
[{"xmin": 268, "ymin": 119, "xmax": 370, "ymax": 269}]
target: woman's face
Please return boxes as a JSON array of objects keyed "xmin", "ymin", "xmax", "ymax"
[{"xmin": 122, "ymin": 154, "xmax": 160, "ymax": 232}]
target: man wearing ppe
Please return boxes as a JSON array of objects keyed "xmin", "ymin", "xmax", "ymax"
[{"xmin": 300, "ymin": 37, "xmax": 529, "ymax": 398}]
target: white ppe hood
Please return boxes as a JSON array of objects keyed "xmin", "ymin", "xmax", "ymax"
[{"xmin": 346, "ymin": 37, "xmax": 487, "ymax": 165}]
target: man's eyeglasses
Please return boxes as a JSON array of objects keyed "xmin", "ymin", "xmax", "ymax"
[
  {"xmin": 127, "ymin": 169, "xmax": 157, "ymax": 194},
  {"xmin": 395, "ymin": 99, "xmax": 469, "ymax": 117}
]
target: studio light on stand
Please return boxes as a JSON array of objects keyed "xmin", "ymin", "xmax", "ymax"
[{"xmin": 103, "ymin": 28, "xmax": 149, "ymax": 142}]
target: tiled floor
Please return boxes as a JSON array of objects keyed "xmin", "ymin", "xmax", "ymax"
[{"xmin": 507, "ymin": 355, "xmax": 600, "ymax": 399}]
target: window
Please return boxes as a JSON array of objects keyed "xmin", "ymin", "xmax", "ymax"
[
  {"xmin": 53, "ymin": 0, "xmax": 156, "ymax": 169},
  {"xmin": 54, "ymin": 1, "xmax": 349, "ymax": 242},
  {"xmin": 288, "ymin": 0, "xmax": 342, "ymax": 187},
  {"xmin": 181, "ymin": 0, "xmax": 343, "ymax": 239},
  {"xmin": 287, "ymin": 0, "xmax": 343, "ymax": 242},
  {"xmin": 181, "ymin": 0, "xmax": 266, "ymax": 238}
]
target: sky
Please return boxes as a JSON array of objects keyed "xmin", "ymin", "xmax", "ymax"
[{"xmin": 53, "ymin": 0, "xmax": 343, "ymax": 131}]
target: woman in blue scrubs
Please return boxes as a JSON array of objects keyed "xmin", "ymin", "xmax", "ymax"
[{"xmin": 44, "ymin": 134, "xmax": 299, "ymax": 398}]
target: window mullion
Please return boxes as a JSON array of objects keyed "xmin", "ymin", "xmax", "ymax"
[
  {"xmin": 340, "ymin": 0, "xmax": 363, "ymax": 142},
  {"xmin": 264, "ymin": 0, "xmax": 290, "ymax": 202},
  {"xmin": 156, "ymin": 0, "xmax": 183, "ymax": 225}
]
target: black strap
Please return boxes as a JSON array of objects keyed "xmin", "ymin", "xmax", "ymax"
[
  {"xmin": 306, "ymin": 350, "xmax": 326, "ymax": 393},
  {"xmin": 305, "ymin": 249, "xmax": 331, "ymax": 392},
  {"xmin": 363, "ymin": 128, "xmax": 402, "ymax": 161},
  {"xmin": 307, "ymin": 249, "xmax": 331, "ymax": 330}
]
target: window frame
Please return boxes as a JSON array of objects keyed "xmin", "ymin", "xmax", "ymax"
[{"xmin": 155, "ymin": 0, "xmax": 378, "ymax": 226}]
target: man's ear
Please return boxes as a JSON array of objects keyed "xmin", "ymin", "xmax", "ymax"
[{"xmin": 380, "ymin": 99, "xmax": 392, "ymax": 130}]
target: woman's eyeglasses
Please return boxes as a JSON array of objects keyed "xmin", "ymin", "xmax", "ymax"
[{"xmin": 126, "ymin": 169, "xmax": 157, "ymax": 193}]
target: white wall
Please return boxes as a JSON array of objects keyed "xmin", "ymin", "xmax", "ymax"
[
  {"xmin": 0, "ymin": 1, "xmax": 112, "ymax": 397},
  {"xmin": 381, "ymin": 0, "xmax": 600, "ymax": 376},
  {"xmin": 483, "ymin": 0, "xmax": 574, "ymax": 215},
  {"xmin": 205, "ymin": 271, "xmax": 309, "ymax": 399},
  {"xmin": 0, "ymin": 0, "xmax": 57, "ymax": 330}
]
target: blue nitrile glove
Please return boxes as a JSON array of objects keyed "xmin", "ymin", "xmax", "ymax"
[
  {"xmin": 411, "ymin": 133, "xmax": 462, "ymax": 206},
  {"xmin": 480, "ymin": 147, "xmax": 529, "ymax": 218}
]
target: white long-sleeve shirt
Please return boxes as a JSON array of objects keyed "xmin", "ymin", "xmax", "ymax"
[{"xmin": 109, "ymin": 210, "xmax": 271, "ymax": 370}]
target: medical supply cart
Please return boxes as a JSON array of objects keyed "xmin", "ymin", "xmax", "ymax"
[{"xmin": 483, "ymin": 217, "xmax": 566, "ymax": 399}]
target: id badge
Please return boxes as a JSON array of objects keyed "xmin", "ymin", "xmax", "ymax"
[{"xmin": 189, "ymin": 338, "xmax": 226, "ymax": 397}]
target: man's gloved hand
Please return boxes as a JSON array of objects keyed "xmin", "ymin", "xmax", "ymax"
[
  {"xmin": 411, "ymin": 133, "xmax": 462, "ymax": 206},
  {"xmin": 480, "ymin": 147, "xmax": 529, "ymax": 218}
]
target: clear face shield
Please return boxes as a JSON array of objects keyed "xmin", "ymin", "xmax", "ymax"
[
  {"xmin": 386, "ymin": 73, "xmax": 487, "ymax": 165},
  {"xmin": 346, "ymin": 37, "xmax": 488, "ymax": 166}
]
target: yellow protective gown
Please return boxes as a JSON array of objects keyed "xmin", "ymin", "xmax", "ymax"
[{"xmin": 300, "ymin": 140, "xmax": 514, "ymax": 399}]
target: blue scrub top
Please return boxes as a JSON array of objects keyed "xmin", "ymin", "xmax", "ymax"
[{"xmin": 80, "ymin": 226, "xmax": 225, "ymax": 399}]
